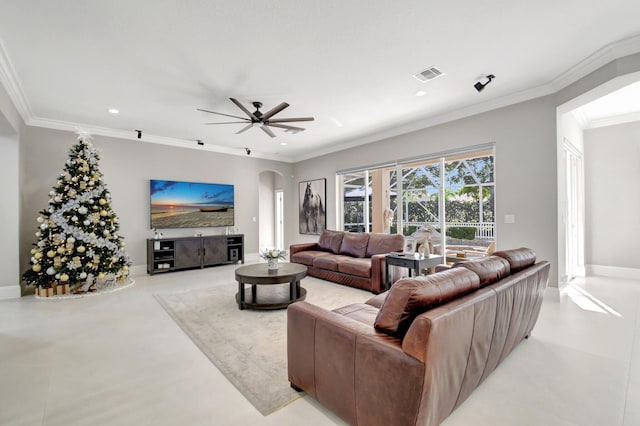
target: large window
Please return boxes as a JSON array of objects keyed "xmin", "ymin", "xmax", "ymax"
[{"xmin": 339, "ymin": 146, "xmax": 495, "ymax": 252}]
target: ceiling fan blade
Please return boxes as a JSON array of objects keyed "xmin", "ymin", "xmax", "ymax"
[
  {"xmin": 260, "ymin": 102, "xmax": 289, "ymax": 121},
  {"xmin": 235, "ymin": 123, "xmax": 254, "ymax": 134},
  {"xmin": 267, "ymin": 117, "xmax": 315, "ymax": 123},
  {"xmin": 230, "ymin": 98, "xmax": 259, "ymax": 120},
  {"xmin": 204, "ymin": 121, "xmax": 251, "ymax": 125},
  {"xmin": 267, "ymin": 123, "xmax": 306, "ymax": 132},
  {"xmin": 260, "ymin": 126, "xmax": 276, "ymax": 138},
  {"xmin": 197, "ymin": 108, "xmax": 248, "ymax": 121}
]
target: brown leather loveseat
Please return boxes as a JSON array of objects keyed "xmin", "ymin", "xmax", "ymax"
[
  {"xmin": 287, "ymin": 248, "xmax": 550, "ymax": 426},
  {"xmin": 290, "ymin": 230, "xmax": 405, "ymax": 294}
]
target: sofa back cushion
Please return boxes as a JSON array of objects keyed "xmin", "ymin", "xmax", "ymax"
[
  {"xmin": 317, "ymin": 230, "xmax": 345, "ymax": 254},
  {"xmin": 365, "ymin": 233, "xmax": 405, "ymax": 257},
  {"xmin": 339, "ymin": 232, "xmax": 370, "ymax": 258},
  {"xmin": 493, "ymin": 247, "xmax": 536, "ymax": 272},
  {"xmin": 452, "ymin": 255, "xmax": 510, "ymax": 287},
  {"xmin": 374, "ymin": 268, "xmax": 480, "ymax": 336}
]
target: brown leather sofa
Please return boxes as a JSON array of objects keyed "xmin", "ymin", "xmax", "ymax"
[
  {"xmin": 290, "ymin": 230, "xmax": 405, "ymax": 294},
  {"xmin": 287, "ymin": 248, "xmax": 550, "ymax": 426}
]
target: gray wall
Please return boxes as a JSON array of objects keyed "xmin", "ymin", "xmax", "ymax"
[
  {"xmin": 19, "ymin": 126, "xmax": 294, "ymax": 279},
  {"xmin": 584, "ymin": 121, "xmax": 640, "ymax": 269},
  {"xmin": 0, "ymin": 80, "xmax": 21, "ymax": 298},
  {"xmin": 293, "ymin": 96, "xmax": 559, "ymax": 282}
]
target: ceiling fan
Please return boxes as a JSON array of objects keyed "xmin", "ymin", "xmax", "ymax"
[{"xmin": 198, "ymin": 98, "xmax": 314, "ymax": 138}]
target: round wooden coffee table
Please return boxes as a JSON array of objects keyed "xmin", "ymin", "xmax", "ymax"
[{"xmin": 234, "ymin": 263, "xmax": 307, "ymax": 310}]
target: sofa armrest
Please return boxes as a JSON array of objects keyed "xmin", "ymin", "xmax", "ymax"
[
  {"xmin": 288, "ymin": 301, "xmax": 424, "ymax": 426},
  {"xmin": 289, "ymin": 242, "xmax": 320, "ymax": 260},
  {"xmin": 370, "ymin": 254, "xmax": 387, "ymax": 294}
]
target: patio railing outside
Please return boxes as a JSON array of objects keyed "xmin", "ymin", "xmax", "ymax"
[{"xmin": 344, "ymin": 221, "xmax": 495, "ymax": 240}]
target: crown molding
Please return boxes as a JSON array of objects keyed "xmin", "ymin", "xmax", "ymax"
[
  {"xmin": 3, "ymin": 32, "xmax": 640, "ymax": 163},
  {"xmin": 550, "ymin": 32, "xmax": 640, "ymax": 91},
  {"xmin": 294, "ymin": 83, "xmax": 555, "ymax": 162},
  {"xmin": 0, "ymin": 37, "xmax": 32, "ymax": 122},
  {"xmin": 26, "ymin": 116, "xmax": 290, "ymax": 162},
  {"xmin": 570, "ymin": 109, "xmax": 589, "ymax": 129},
  {"xmin": 295, "ymin": 35, "xmax": 640, "ymax": 162},
  {"xmin": 586, "ymin": 111, "xmax": 640, "ymax": 129}
]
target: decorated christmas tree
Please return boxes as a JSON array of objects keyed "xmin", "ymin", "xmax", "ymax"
[{"xmin": 22, "ymin": 133, "xmax": 131, "ymax": 295}]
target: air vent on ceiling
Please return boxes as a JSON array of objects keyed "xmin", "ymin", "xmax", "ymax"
[{"xmin": 413, "ymin": 66, "xmax": 444, "ymax": 82}]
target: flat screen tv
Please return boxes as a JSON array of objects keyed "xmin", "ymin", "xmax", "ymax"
[{"xmin": 150, "ymin": 179, "xmax": 235, "ymax": 229}]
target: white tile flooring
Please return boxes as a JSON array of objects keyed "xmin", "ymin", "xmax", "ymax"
[{"xmin": 1, "ymin": 265, "xmax": 638, "ymax": 426}]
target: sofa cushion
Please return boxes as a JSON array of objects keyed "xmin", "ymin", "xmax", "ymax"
[
  {"xmin": 493, "ymin": 247, "xmax": 536, "ymax": 272},
  {"xmin": 333, "ymin": 303, "xmax": 378, "ymax": 327},
  {"xmin": 366, "ymin": 233, "xmax": 405, "ymax": 257},
  {"xmin": 339, "ymin": 232, "xmax": 370, "ymax": 258},
  {"xmin": 374, "ymin": 268, "xmax": 480, "ymax": 336},
  {"xmin": 337, "ymin": 258, "xmax": 372, "ymax": 278},
  {"xmin": 317, "ymin": 230, "xmax": 345, "ymax": 254},
  {"xmin": 313, "ymin": 255, "xmax": 353, "ymax": 272},
  {"xmin": 452, "ymin": 256, "xmax": 510, "ymax": 287},
  {"xmin": 291, "ymin": 250, "xmax": 330, "ymax": 266}
]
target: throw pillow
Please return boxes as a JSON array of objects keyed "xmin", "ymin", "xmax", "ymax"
[
  {"xmin": 339, "ymin": 232, "xmax": 370, "ymax": 258},
  {"xmin": 317, "ymin": 230, "xmax": 345, "ymax": 254}
]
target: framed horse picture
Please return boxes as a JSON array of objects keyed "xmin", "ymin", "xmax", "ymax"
[{"xmin": 299, "ymin": 178, "xmax": 326, "ymax": 235}]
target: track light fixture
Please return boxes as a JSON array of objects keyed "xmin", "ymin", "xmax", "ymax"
[
  {"xmin": 474, "ymin": 74, "xmax": 495, "ymax": 92},
  {"xmin": 196, "ymin": 139, "xmax": 204, "ymax": 146},
  {"xmin": 244, "ymin": 147, "xmax": 251, "ymax": 156},
  {"xmin": 135, "ymin": 129, "xmax": 142, "ymax": 139}
]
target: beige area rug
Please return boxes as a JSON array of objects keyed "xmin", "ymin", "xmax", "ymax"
[{"xmin": 154, "ymin": 276, "xmax": 371, "ymax": 416}]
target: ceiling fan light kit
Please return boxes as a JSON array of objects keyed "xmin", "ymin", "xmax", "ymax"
[{"xmin": 198, "ymin": 98, "xmax": 315, "ymax": 138}]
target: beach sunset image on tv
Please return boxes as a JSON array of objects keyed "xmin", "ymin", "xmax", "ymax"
[{"xmin": 150, "ymin": 179, "xmax": 235, "ymax": 228}]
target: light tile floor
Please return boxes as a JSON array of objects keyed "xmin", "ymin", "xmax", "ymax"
[{"xmin": 1, "ymin": 266, "xmax": 638, "ymax": 426}]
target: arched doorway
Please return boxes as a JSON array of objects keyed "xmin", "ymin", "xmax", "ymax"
[{"xmin": 258, "ymin": 170, "xmax": 285, "ymax": 250}]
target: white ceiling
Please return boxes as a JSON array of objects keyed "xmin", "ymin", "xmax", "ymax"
[{"xmin": 1, "ymin": 1, "xmax": 640, "ymax": 162}]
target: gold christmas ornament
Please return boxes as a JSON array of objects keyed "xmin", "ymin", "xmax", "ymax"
[
  {"xmin": 60, "ymin": 273, "xmax": 69, "ymax": 282},
  {"xmin": 32, "ymin": 264, "xmax": 41, "ymax": 272}
]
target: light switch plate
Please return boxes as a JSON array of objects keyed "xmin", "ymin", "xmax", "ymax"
[{"xmin": 504, "ymin": 214, "xmax": 515, "ymax": 224}]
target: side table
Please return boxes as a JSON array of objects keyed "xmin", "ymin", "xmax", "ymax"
[{"xmin": 385, "ymin": 253, "xmax": 443, "ymax": 290}]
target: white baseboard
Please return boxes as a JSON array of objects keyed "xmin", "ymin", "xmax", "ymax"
[
  {"xmin": 0, "ymin": 285, "xmax": 21, "ymax": 299},
  {"xmin": 586, "ymin": 264, "xmax": 640, "ymax": 280}
]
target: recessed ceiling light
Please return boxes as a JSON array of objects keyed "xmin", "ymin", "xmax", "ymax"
[
  {"xmin": 280, "ymin": 142, "xmax": 288, "ymax": 146},
  {"xmin": 108, "ymin": 108, "xmax": 119, "ymax": 114},
  {"xmin": 415, "ymin": 90, "xmax": 427, "ymax": 97}
]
